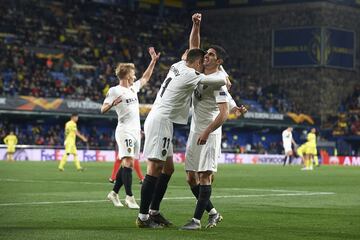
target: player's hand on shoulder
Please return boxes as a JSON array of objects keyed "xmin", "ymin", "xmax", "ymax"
[
  {"xmin": 231, "ymin": 104, "xmax": 248, "ymax": 117},
  {"xmin": 149, "ymin": 47, "xmax": 160, "ymax": 61},
  {"xmin": 181, "ymin": 49, "xmax": 189, "ymax": 61},
  {"xmin": 112, "ymin": 96, "xmax": 122, "ymax": 106}
]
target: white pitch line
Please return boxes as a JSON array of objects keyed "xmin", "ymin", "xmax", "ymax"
[
  {"xmin": 0, "ymin": 178, "xmax": 316, "ymax": 193},
  {"xmin": 0, "ymin": 192, "xmax": 335, "ymax": 207},
  {"xmin": 0, "ymin": 178, "xmax": 108, "ymax": 186}
]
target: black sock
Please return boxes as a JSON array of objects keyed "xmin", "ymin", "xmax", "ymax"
[
  {"xmin": 190, "ymin": 184, "xmax": 214, "ymax": 213},
  {"xmin": 288, "ymin": 156, "xmax": 293, "ymax": 165},
  {"xmin": 122, "ymin": 167, "xmax": 133, "ymax": 196},
  {"xmin": 140, "ymin": 174, "xmax": 158, "ymax": 214},
  {"xmin": 113, "ymin": 167, "xmax": 124, "ymax": 193},
  {"xmin": 283, "ymin": 156, "xmax": 288, "ymax": 166},
  {"xmin": 194, "ymin": 185, "xmax": 212, "ymax": 220},
  {"xmin": 150, "ymin": 173, "xmax": 171, "ymax": 211}
]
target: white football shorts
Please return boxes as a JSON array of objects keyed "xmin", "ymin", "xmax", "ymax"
[
  {"xmin": 143, "ymin": 113, "xmax": 174, "ymax": 161},
  {"xmin": 185, "ymin": 131, "xmax": 221, "ymax": 172},
  {"xmin": 115, "ymin": 126, "xmax": 141, "ymax": 159}
]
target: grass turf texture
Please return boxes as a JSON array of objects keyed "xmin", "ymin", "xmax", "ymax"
[{"xmin": 0, "ymin": 161, "xmax": 359, "ymax": 240}]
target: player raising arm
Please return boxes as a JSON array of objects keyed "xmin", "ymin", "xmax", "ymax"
[
  {"xmin": 102, "ymin": 47, "xmax": 160, "ymax": 209},
  {"xmin": 136, "ymin": 46, "xmax": 228, "ymax": 228},
  {"xmin": 181, "ymin": 13, "xmax": 247, "ymax": 230}
]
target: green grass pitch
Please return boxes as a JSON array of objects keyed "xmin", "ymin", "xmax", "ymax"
[{"xmin": 0, "ymin": 161, "xmax": 359, "ymax": 240}]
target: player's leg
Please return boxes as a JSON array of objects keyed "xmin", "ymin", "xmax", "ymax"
[
  {"xmin": 107, "ymin": 146, "xmax": 125, "ymax": 207},
  {"xmin": 313, "ymin": 148, "xmax": 319, "ymax": 167},
  {"xmin": 182, "ymin": 133, "xmax": 222, "ymax": 230},
  {"xmin": 181, "ymin": 171, "xmax": 212, "ymax": 230},
  {"xmin": 302, "ymin": 154, "xmax": 310, "ymax": 170},
  {"xmin": 121, "ymin": 156, "xmax": 140, "ymax": 209},
  {"xmin": 136, "ymin": 115, "xmax": 167, "ymax": 228},
  {"xmin": 133, "ymin": 159, "xmax": 144, "ymax": 183},
  {"xmin": 107, "ymin": 162, "xmax": 124, "ymax": 207},
  {"xmin": 58, "ymin": 145, "xmax": 70, "ymax": 171},
  {"xmin": 186, "ymin": 171, "xmax": 218, "ymax": 216},
  {"xmin": 288, "ymin": 150, "xmax": 293, "ymax": 165},
  {"xmin": 7, "ymin": 151, "xmax": 13, "ymax": 161},
  {"xmin": 308, "ymin": 154, "xmax": 314, "ymax": 170},
  {"xmin": 185, "ymin": 132, "xmax": 218, "ymax": 216},
  {"xmin": 109, "ymin": 154, "xmax": 122, "ymax": 183},
  {"xmin": 282, "ymin": 145, "xmax": 288, "ymax": 166},
  {"xmin": 136, "ymin": 158, "xmax": 163, "ymax": 228},
  {"xmin": 72, "ymin": 146, "xmax": 83, "ymax": 171},
  {"xmin": 7, "ymin": 146, "xmax": 15, "ymax": 161},
  {"xmin": 149, "ymin": 156, "xmax": 174, "ymax": 226}
]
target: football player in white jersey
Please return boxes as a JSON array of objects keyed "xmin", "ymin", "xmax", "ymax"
[
  {"xmin": 181, "ymin": 13, "xmax": 247, "ymax": 230},
  {"xmin": 136, "ymin": 49, "xmax": 228, "ymax": 227},
  {"xmin": 282, "ymin": 127, "xmax": 297, "ymax": 165},
  {"xmin": 101, "ymin": 47, "xmax": 160, "ymax": 209}
]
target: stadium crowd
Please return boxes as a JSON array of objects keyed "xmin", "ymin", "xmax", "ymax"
[
  {"xmin": 0, "ymin": 1, "xmax": 296, "ymax": 114},
  {"xmin": 1, "ymin": 1, "xmax": 359, "ymax": 155},
  {"xmin": 332, "ymin": 85, "xmax": 360, "ymax": 136}
]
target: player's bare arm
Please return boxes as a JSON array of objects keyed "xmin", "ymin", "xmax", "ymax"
[
  {"xmin": 76, "ymin": 131, "xmax": 88, "ymax": 142},
  {"xmin": 181, "ymin": 49, "xmax": 189, "ymax": 61},
  {"xmin": 101, "ymin": 96, "xmax": 122, "ymax": 114},
  {"xmin": 140, "ymin": 47, "xmax": 160, "ymax": 87},
  {"xmin": 189, "ymin": 13, "xmax": 202, "ymax": 49},
  {"xmin": 197, "ymin": 102, "xmax": 229, "ymax": 145}
]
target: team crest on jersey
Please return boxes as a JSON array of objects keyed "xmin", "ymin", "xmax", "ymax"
[
  {"xmin": 127, "ymin": 148, "xmax": 132, "ymax": 153},
  {"xmin": 161, "ymin": 149, "xmax": 167, "ymax": 157}
]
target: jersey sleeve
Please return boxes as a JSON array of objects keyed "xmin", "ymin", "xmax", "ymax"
[
  {"xmin": 226, "ymin": 89, "xmax": 237, "ymax": 109},
  {"xmin": 199, "ymin": 72, "xmax": 226, "ymax": 87},
  {"xmin": 219, "ymin": 65, "xmax": 229, "ymax": 77},
  {"xmin": 214, "ymin": 86, "xmax": 229, "ymax": 104},
  {"xmin": 132, "ymin": 80, "xmax": 141, "ymax": 93},
  {"xmin": 103, "ymin": 87, "xmax": 116, "ymax": 105}
]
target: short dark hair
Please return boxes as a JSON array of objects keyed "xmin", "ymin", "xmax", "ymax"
[
  {"xmin": 208, "ymin": 45, "xmax": 228, "ymax": 61},
  {"xmin": 71, "ymin": 113, "xmax": 78, "ymax": 117},
  {"xmin": 186, "ymin": 48, "xmax": 206, "ymax": 64}
]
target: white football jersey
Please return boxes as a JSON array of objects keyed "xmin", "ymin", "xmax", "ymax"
[
  {"xmin": 103, "ymin": 80, "xmax": 141, "ymax": 132},
  {"xmin": 282, "ymin": 129, "xmax": 292, "ymax": 146},
  {"xmin": 190, "ymin": 71, "xmax": 232, "ymax": 135},
  {"xmin": 150, "ymin": 60, "xmax": 227, "ymax": 124}
]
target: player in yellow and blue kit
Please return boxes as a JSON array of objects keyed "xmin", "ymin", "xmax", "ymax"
[
  {"xmin": 58, "ymin": 113, "xmax": 87, "ymax": 171},
  {"xmin": 301, "ymin": 128, "xmax": 317, "ymax": 171},
  {"xmin": 3, "ymin": 131, "xmax": 18, "ymax": 161}
]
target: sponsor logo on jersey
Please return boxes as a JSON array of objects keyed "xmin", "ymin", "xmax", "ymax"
[{"xmin": 126, "ymin": 97, "xmax": 138, "ymax": 104}]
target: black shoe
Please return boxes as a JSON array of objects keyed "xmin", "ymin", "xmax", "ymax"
[
  {"xmin": 150, "ymin": 212, "xmax": 173, "ymax": 227},
  {"xmin": 136, "ymin": 217, "xmax": 163, "ymax": 228},
  {"xmin": 206, "ymin": 213, "xmax": 223, "ymax": 229},
  {"xmin": 180, "ymin": 219, "xmax": 201, "ymax": 230}
]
